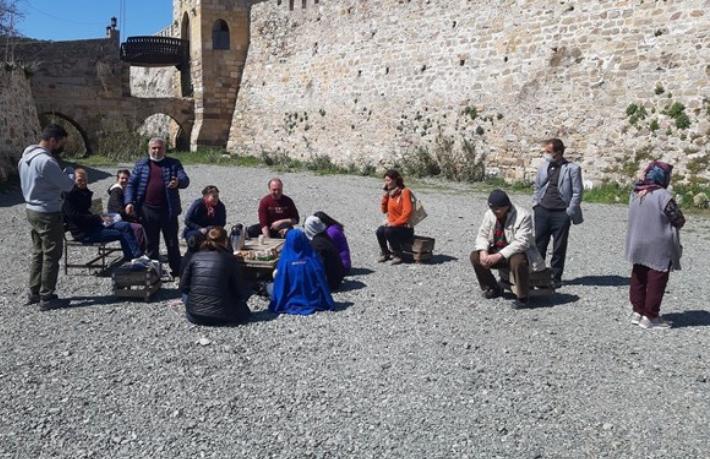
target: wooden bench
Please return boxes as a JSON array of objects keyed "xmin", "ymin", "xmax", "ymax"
[
  {"xmin": 498, "ymin": 267, "xmax": 555, "ymax": 297},
  {"xmin": 402, "ymin": 235, "xmax": 435, "ymax": 263}
]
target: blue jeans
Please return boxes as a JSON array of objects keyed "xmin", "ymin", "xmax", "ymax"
[{"xmin": 81, "ymin": 221, "xmax": 143, "ymax": 260}]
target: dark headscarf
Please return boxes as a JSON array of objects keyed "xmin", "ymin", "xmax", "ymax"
[
  {"xmin": 269, "ymin": 229, "xmax": 334, "ymax": 315},
  {"xmin": 633, "ymin": 160, "xmax": 673, "ymax": 193},
  {"xmin": 313, "ymin": 211, "xmax": 343, "ymax": 229}
]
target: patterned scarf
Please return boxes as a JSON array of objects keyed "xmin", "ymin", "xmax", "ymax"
[
  {"xmin": 633, "ymin": 160, "xmax": 673, "ymax": 194},
  {"xmin": 493, "ymin": 218, "xmax": 507, "ymax": 251},
  {"xmin": 203, "ymin": 197, "xmax": 216, "ymax": 218}
]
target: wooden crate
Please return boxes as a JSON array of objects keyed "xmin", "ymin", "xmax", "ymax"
[
  {"xmin": 404, "ymin": 235, "xmax": 435, "ymax": 263},
  {"xmin": 499, "ymin": 267, "xmax": 554, "ymax": 297},
  {"xmin": 112, "ymin": 267, "xmax": 161, "ymax": 302}
]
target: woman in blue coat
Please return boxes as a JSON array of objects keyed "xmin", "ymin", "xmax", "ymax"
[{"xmin": 269, "ymin": 229, "xmax": 335, "ymax": 315}]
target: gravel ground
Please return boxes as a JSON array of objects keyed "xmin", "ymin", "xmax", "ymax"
[{"xmin": 1, "ymin": 164, "xmax": 709, "ymax": 458}]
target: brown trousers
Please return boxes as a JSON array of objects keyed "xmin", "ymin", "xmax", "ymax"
[{"xmin": 470, "ymin": 250, "xmax": 529, "ymax": 299}]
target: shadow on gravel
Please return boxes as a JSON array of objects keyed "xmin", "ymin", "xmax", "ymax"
[
  {"xmin": 63, "ymin": 162, "xmax": 113, "ymax": 183},
  {"xmin": 531, "ymin": 293, "xmax": 581, "ymax": 308},
  {"xmin": 333, "ymin": 301, "xmax": 354, "ymax": 312},
  {"xmin": 349, "ymin": 267, "xmax": 375, "ymax": 276},
  {"xmin": 63, "ymin": 295, "xmax": 131, "ymax": 308},
  {"xmin": 566, "ymin": 275, "xmax": 629, "ymax": 287},
  {"xmin": 338, "ymin": 279, "xmax": 367, "ymax": 292},
  {"xmin": 1, "ymin": 165, "xmax": 112, "ymax": 208},
  {"xmin": 427, "ymin": 254, "xmax": 458, "ymax": 265},
  {"xmin": 663, "ymin": 310, "xmax": 710, "ymax": 328},
  {"xmin": 65, "ymin": 288, "xmax": 183, "ymax": 308},
  {"xmin": 0, "ymin": 190, "xmax": 24, "ymax": 207},
  {"xmin": 248, "ymin": 310, "xmax": 278, "ymax": 324}
]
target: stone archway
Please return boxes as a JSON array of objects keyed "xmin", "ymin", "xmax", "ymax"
[
  {"xmin": 38, "ymin": 111, "xmax": 92, "ymax": 155},
  {"xmin": 138, "ymin": 113, "xmax": 191, "ymax": 151}
]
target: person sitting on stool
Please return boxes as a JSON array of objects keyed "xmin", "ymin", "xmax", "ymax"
[{"xmin": 470, "ymin": 189, "xmax": 545, "ymax": 310}]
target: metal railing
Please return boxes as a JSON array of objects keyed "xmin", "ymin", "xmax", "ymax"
[{"xmin": 120, "ymin": 36, "xmax": 188, "ymax": 67}]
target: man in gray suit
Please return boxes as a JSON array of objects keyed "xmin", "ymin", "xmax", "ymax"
[{"xmin": 532, "ymin": 138, "xmax": 583, "ymax": 288}]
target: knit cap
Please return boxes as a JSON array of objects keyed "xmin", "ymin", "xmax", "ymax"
[{"xmin": 487, "ymin": 189, "xmax": 511, "ymax": 209}]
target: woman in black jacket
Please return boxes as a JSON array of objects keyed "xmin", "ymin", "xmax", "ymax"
[{"xmin": 179, "ymin": 227, "xmax": 251, "ymax": 326}]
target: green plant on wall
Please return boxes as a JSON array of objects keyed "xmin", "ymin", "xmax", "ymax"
[
  {"xmin": 626, "ymin": 103, "xmax": 648, "ymax": 126},
  {"xmin": 463, "ymin": 106, "xmax": 478, "ymax": 121},
  {"xmin": 662, "ymin": 101, "xmax": 691, "ymax": 129}
]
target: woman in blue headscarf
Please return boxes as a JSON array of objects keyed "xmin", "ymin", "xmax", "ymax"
[{"xmin": 269, "ymin": 229, "xmax": 335, "ymax": 315}]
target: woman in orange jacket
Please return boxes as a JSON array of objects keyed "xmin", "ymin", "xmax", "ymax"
[{"xmin": 376, "ymin": 169, "xmax": 414, "ymax": 264}]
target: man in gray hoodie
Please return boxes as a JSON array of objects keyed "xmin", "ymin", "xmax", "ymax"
[{"xmin": 18, "ymin": 124, "xmax": 75, "ymax": 310}]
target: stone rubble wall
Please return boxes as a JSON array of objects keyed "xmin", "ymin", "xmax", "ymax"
[
  {"xmin": 228, "ymin": 0, "xmax": 710, "ymax": 184},
  {"xmin": 0, "ymin": 68, "xmax": 40, "ymax": 181}
]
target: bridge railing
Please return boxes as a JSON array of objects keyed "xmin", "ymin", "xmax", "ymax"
[{"xmin": 120, "ymin": 36, "xmax": 188, "ymax": 67}]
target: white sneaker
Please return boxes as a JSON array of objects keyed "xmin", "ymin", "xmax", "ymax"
[
  {"xmin": 639, "ymin": 316, "xmax": 672, "ymax": 329},
  {"xmin": 630, "ymin": 312, "xmax": 642, "ymax": 325}
]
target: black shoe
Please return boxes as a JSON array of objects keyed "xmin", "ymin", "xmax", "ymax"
[
  {"xmin": 551, "ymin": 279, "xmax": 562, "ymax": 289},
  {"xmin": 482, "ymin": 288, "xmax": 502, "ymax": 299},
  {"xmin": 39, "ymin": 296, "xmax": 70, "ymax": 311},
  {"xmin": 511, "ymin": 298, "xmax": 529, "ymax": 310},
  {"xmin": 24, "ymin": 292, "xmax": 42, "ymax": 306}
]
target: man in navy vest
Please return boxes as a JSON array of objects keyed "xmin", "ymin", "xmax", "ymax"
[
  {"xmin": 532, "ymin": 138, "xmax": 584, "ymax": 289},
  {"xmin": 125, "ymin": 138, "xmax": 189, "ymax": 278}
]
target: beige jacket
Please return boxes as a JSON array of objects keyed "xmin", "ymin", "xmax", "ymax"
[{"xmin": 475, "ymin": 205, "xmax": 546, "ymax": 272}]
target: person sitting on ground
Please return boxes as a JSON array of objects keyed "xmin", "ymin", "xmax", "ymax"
[
  {"xmin": 269, "ymin": 229, "xmax": 335, "ymax": 316},
  {"xmin": 625, "ymin": 161, "xmax": 684, "ymax": 330},
  {"xmin": 107, "ymin": 168, "xmax": 145, "ymax": 250},
  {"xmin": 470, "ymin": 189, "xmax": 545, "ymax": 309},
  {"xmin": 247, "ymin": 178, "xmax": 299, "ymax": 239},
  {"xmin": 304, "ymin": 215, "xmax": 345, "ymax": 291},
  {"xmin": 183, "ymin": 185, "xmax": 227, "ymax": 250},
  {"xmin": 179, "ymin": 227, "xmax": 251, "ymax": 326},
  {"xmin": 62, "ymin": 168, "xmax": 143, "ymax": 261},
  {"xmin": 314, "ymin": 211, "xmax": 351, "ymax": 274},
  {"xmin": 376, "ymin": 169, "xmax": 414, "ymax": 265}
]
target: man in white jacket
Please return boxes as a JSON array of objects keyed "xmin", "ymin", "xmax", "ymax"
[{"xmin": 470, "ymin": 189, "xmax": 545, "ymax": 309}]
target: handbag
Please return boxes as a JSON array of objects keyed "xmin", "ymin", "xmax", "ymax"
[{"xmin": 408, "ymin": 191, "xmax": 428, "ymax": 227}]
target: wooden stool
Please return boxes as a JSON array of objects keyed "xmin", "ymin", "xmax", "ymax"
[
  {"xmin": 112, "ymin": 266, "xmax": 161, "ymax": 302},
  {"xmin": 403, "ymin": 235, "xmax": 435, "ymax": 263},
  {"xmin": 498, "ymin": 267, "xmax": 555, "ymax": 297}
]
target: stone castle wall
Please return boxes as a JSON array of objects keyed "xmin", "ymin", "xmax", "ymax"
[
  {"xmin": 228, "ymin": 0, "xmax": 710, "ymax": 183},
  {"xmin": 0, "ymin": 68, "xmax": 41, "ymax": 181}
]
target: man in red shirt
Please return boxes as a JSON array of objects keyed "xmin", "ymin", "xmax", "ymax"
[{"xmin": 247, "ymin": 178, "xmax": 299, "ymax": 238}]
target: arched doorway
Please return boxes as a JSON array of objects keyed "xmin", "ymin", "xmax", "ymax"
[
  {"xmin": 138, "ymin": 113, "xmax": 190, "ymax": 151},
  {"xmin": 38, "ymin": 112, "xmax": 90, "ymax": 156},
  {"xmin": 180, "ymin": 12, "xmax": 193, "ymax": 97}
]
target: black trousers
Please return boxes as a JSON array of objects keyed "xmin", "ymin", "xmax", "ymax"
[
  {"xmin": 140, "ymin": 204, "xmax": 181, "ymax": 276},
  {"xmin": 534, "ymin": 206, "xmax": 571, "ymax": 283},
  {"xmin": 376, "ymin": 225, "xmax": 413, "ymax": 255}
]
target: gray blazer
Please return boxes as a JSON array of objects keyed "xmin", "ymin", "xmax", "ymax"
[{"xmin": 532, "ymin": 160, "xmax": 584, "ymax": 225}]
